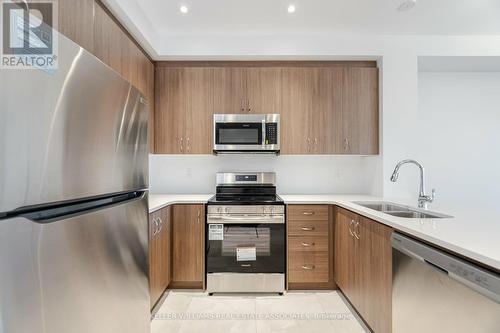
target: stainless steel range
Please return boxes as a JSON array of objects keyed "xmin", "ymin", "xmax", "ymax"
[{"xmin": 206, "ymin": 172, "xmax": 285, "ymax": 294}]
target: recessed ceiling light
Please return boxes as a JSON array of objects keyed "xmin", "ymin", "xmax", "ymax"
[
  {"xmin": 287, "ymin": 4, "xmax": 296, "ymax": 14},
  {"xmin": 398, "ymin": 0, "xmax": 417, "ymax": 11},
  {"xmin": 180, "ymin": 5, "xmax": 189, "ymax": 14}
]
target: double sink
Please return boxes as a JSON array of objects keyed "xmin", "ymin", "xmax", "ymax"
[{"xmin": 353, "ymin": 202, "xmax": 452, "ymax": 219}]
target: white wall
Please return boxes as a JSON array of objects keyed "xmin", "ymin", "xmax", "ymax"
[
  {"xmin": 417, "ymin": 72, "xmax": 500, "ymax": 213},
  {"xmin": 150, "ymin": 155, "xmax": 380, "ymax": 195}
]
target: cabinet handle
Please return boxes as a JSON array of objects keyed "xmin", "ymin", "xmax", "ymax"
[
  {"xmin": 197, "ymin": 210, "xmax": 201, "ymax": 224},
  {"xmin": 180, "ymin": 137, "xmax": 184, "ymax": 153},
  {"xmin": 307, "ymin": 137, "xmax": 311, "ymax": 152},
  {"xmin": 241, "ymin": 264, "xmax": 252, "ymax": 267},
  {"xmin": 156, "ymin": 217, "xmax": 163, "ymax": 234},
  {"xmin": 302, "ymin": 211, "xmax": 314, "ymax": 216},
  {"xmin": 302, "ymin": 265, "xmax": 315, "ymax": 270},
  {"xmin": 300, "ymin": 226, "xmax": 315, "ymax": 231},
  {"xmin": 240, "ymin": 99, "xmax": 244, "ymax": 112},
  {"xmin": 354, "ymin": 221, "xmax": 360, "ymax": 240},
  {"xmin": 301, "ymin": 242, "xmax": 315, "ymax": 247},
  {"xmin": 314, "ymin": 138, "xmax": 318, "ymax": 152},
  {"xmin": 344, "ymin": 138, "xmax": 350, "ymax": 151},
  {"xmin": 153, "ymin": 218, "xmax": 159, "ymax": 235},
  {"xmin": 186, "ymin": 137, "xmax": 190, "ymax": 153},
  {"xmin": 348, "ymin": 220, "xmax": 355, "ymax": 237},
  {"xmin": 247, "ymin": 99, "xmax": 251, "ymax": 112}
]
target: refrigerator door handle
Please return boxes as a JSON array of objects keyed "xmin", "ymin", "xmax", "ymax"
[{"xmin": 3, "ymin": 191, "xmax": 146, "ymax": 224}]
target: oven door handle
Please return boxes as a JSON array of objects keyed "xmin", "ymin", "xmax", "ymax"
[{"xmin": 207, "ymin": 215, "xmax": 285, "ymax": 224}]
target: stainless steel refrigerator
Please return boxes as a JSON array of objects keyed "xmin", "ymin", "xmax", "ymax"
[{"xmin": 0, "ymin": 34, "xmax": 150, "ymax": 333}]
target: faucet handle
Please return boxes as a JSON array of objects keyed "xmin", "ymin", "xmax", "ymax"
[{"xmin": 430, "ymin": 189, "xmax": 436, "ymax": 202}]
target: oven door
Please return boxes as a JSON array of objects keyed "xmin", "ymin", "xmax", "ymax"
[{"xmin": 206, "ymin": 220, "xmax": 285, "ymax": 274}]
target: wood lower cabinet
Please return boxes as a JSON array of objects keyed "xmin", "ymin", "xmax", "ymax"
[
  {"xmin": 171, "ymin": 204, "xmax": 205, "ymax": 288},
  {"xmin": 334, "ymin": 207, "xmax": 392, "ymax": 333},
  {"xmin": 149, "ymin": 206, "xmax": 171, "ymax": 309},
  {"xmin": 287, "ymin": 205, "xmax": 335, "ymax": 289}
]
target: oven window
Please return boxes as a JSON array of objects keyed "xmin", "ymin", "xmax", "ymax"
[
  {"xmin": 216, "ymin": 123, "xmax": 262, "ymax": 145},
  {"xmin": 206, "ymin": 223, "xmax": 285, "ymax": 274}
]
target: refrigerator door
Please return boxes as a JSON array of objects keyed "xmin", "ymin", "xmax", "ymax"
[
  {"xmin": 0, "ymin": 193, "xmax": 149, "ymax": 333},
  {"xmin": 0, "ymin": 34, "xmax": 149, "ymax": 213}
]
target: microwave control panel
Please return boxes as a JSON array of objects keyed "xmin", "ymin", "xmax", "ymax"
[{"xmin": 265, "ymin": 123, "xmax": 278, "ymax": 145}]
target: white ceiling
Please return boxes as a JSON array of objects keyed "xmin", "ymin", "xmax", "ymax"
[{"xmin": 125, "ymin": 0, "xmax": 500, "ymax": 36}]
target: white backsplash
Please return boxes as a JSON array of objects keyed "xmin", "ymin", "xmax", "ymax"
[{"xmin": 149, "ymin": 154, "xmax": 381, "ymax": 195}]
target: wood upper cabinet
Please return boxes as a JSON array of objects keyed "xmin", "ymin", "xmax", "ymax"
[
  {"xmin": 281, "ymin": 68, "xmax": 342, "ymax": 154},
  {"xmin": 171, "ymin": 205, "xmax": 205, "ymax": 288},
  {"xmin": 153, "ymin": 62, "xmax": 379, "ymax": 155},
  {"xmin": 245, "ymin": 68, "xmax": 282, "ymax": 114},
  {"xmin": 155, "ymin": 67, "xmax": 213, "ymax": 154},
  {"xmin": 212, "ymin": 68, "xmax": 247, "ymax": 113},
  {"xmin": 341, "ymin": 67, "xmax": 379, "ymax": 155},
  {"xmin": 212, "ymin": 67, "xmax": 282, "ymax": 114},
  {"xmin": 149, "ymin": 206, "xmax": 171, "ymax": 309},
  {"xmin": 58, "ymin": 0, "xmax": 94, "ymax": 53},
  {"xmin": 93, "ymin": 3, "xmax": 123, "ymax": 74},
  {"xmin": 334, "ymin": 207, "xmax": 392, "ymax": 333}
]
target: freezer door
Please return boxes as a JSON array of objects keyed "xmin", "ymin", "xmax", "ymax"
[
  {"xmin": 0, "ymin": 34, "xmax": 148, "ymax": 213},
  {"xmin": 0, "ymin": 195, "xmax": 149, "ymax": 333}
]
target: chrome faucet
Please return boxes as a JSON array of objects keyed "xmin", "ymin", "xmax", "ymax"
[{"xmin": 390, "ymin": 159, "xmax": 436, "ymax": 209}]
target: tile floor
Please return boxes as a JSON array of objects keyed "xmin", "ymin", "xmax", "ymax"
[{"xmin": 151, "ymin": 291, "xmax": 366, "ymax": 333}]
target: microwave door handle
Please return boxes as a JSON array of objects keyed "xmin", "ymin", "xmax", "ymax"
[{"xmin": 262, "ymin": 122, "xmax": 266, "ymax": 146}]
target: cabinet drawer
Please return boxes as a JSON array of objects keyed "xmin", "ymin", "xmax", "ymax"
[
  {"xmin": 288, "ymin": 235, "xmax": 329, "ymax": 252},
  {"xmin": 288, "ymin": 220, "xmax": 329, "ymax": 236},
  {"xmin": 288, "ymin": 205, "xmax": 329, "ymax": 221},
  {"xmin": 288, "ymin": 251, "xmax": 329, "ymax": 283}
]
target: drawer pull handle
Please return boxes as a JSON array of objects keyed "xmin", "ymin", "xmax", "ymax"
[
  {"xmin": 301, "ymin": 227, "xmax": 315, "ymax": 231},
  {"xmin": 302, "ymin": 265, "xmax": 315, "ymax": 270},
  {"xmin": 241, "ymin": 264, "xmax": 252, "ymax": 267},
  {"xmin": 302, "ymin": 212, "xmax": 314, "ymax": 216},
  {"xmin": 301, "ymin": 242, "xmax": 315, "ymax": 247}
]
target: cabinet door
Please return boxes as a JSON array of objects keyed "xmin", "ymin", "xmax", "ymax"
[
  {"xmin": 149, "ymin": 212, "xmax": 160, "ymax": 308},
  {"xmin": 58, "ymin": 0, "xmax": 94, "ymax": 52},
  {"xmin": 245, "ymin": 68, "xmax": 282, "ymax": 114},
  {"xmin": 334, "ymin": 208, "xmax": 356, "ymax": 299},
  {"xmin": 183, "ymin": 68, "xmax": 213, "ymax": 154},
  {"xmin": 212, "ymin": 68, "xmax": 247, "ymax": 114},
  {"xmin": 172, "ymin": 205, "xmax": 205, "ymax": 287},
  {"xmin": 93, "ymin": 3, "xmax": 123, "ymax": 74},
  {"xmin": 358, "ymin": 216, "xmax": 392, "ymax": 333},
  {"xmin": 155, "ymin": 68, "xmax": 186, "ymax": 153},
  {"xmin": 342, "ymin": 68, "xmax": 379, "ymax": 154},
  {"xmin": 281, "ymin": 68, "xmax": 317, "ymax": 154},
  {"xmin": 320, "ymin": 68, "xmax": 344, "ymax": 154},
  {"xmin": 159, "ymin": 206, "xmax": 171, "ymax": 291}
]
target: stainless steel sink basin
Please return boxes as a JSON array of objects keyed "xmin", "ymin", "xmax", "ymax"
[
  {"xmin": 384, "ymin": 211, "xmax": 443, "ymax": 219},
  {"xmin": 353, "ymin": 201, "xmax": 452, "ymax": 219}
]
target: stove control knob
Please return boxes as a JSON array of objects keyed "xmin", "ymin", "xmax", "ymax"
[
  {"xmin": 217, "ymin": 207, "xmax": 222, "ymax": 214},
  {"xmin": 270, "ymin": 206, "xmax": 275, "ymax": 214},
  {"xmin": 224, "ymin": 207, "xmax": 229, "ymax": 214}
]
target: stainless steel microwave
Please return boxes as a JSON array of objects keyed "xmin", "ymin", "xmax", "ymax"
[{"xmin": 213, "ymin": 114, "xmax": 280, "ymax": 154}]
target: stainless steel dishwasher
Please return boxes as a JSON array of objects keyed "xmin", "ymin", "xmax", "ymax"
[{"xmin": 392, "ymin": 233, "xmax": 500, "ymax": 332}]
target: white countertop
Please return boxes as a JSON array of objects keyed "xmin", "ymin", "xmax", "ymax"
[
  {"xmin": 148, "ymin": 193, "xmax": 500, "ymax": 271},
  {"xmin": 149, "ymin": 194, "xmax": 213, "ymax": 213}
]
